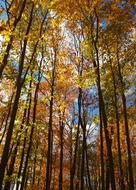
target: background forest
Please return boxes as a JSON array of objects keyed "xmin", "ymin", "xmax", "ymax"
[{"xmin": 0, "ymin": 0, "xmax": 136, "ymax": 190}]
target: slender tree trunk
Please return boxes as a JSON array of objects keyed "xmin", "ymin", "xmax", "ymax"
[
  {"xmin": 15, "ymin": 79, "xmax": 34, "ymax": 190},
  {"xmin": 50, "ymin": 130, "xmax": 54, "ymax": 187},
  {"xmin": 7, "ymin": 13, "xmax": 47, "ymax": 187},
  {"xmin": 70, "ymin": 122, "xmax": 80, "ymax": 190},
  {"xmin": 116, "ymin": 49, "xmax": 134, "ymax": 190},
  {"xmin": 69, "ymin": 123, "xmax": 73, "ymax": 190},
  {"xmin": 59, "ymin": 117, "xmax": 64, "ymax": 190},
  {"xmin": 0, "ymin": 0, "xmax": 27, "ymax": 78},
  {"xmin": 37, "ymin": 157, "xmax": 43, "ymax": 188},
  {"xmin": 16, "ymin": 128, "xmax": 28, "ymax": 190},
  {"xmin": 32, "ymin": 137, "xmax": 38, "ymax": 185},
  {"xmin": 95, "ymin": 54, "xmax": 116, "ymax": 190},
  {"xmin": 93, "ymin": 50, "xmax": 116, "ymax": 190},
  {"xmin": 98, "ymin": 167, "xmax": 101, "ymax": 190},
  {"xmin": 45, "ymin": 49, "xmax": 56, "ymax": 190},
  {"xmin": 91, "ymin": 9, "xmax": 116, "ymax": 190},
  {"xmin": 10, "ymin": 102, "xmax": 28, "ymax": 190},
  {"xmin": 81, "ymin": 95, "xmax": 88, "ymax": 190},
  {"xmin": 20, "ymin": 54, "xmax": 43, "ymax": 190},
  {"xmin": 80, "ymin": 128, "xmax": 86, "ymax": 190},
  {"xmin": 105, "ymin": 158, "xmax": 110, "ymax": 190},
  {"xmin": 76, "ymin": 146, "xmax": 81, "ymax": 190},
  {"xmin": 77, "ymin": 87, "xmax": 86, "ymax": 190},
  {"xmin": 108, "ymin": 51, "xmax": 125, "ymax": 190},
  {"xmin": 16, "ymin": 15, "xmax": 47, "ymax": 190},
  {"xmin": 4, "ymin": 143, "xmax": 18, "ymax": 190},
  {"xmin": 99, "ymin": 111, "xmax": 105, "ymax": 190},
  {"xmin": 0, "ymin": 113, "xmax": 6, "ymax": 131},
  {"xmin": 5, "ymin": 98, "xmax": 29, "ymax": 190},
  {"xmin": 52, "ymin": 152, "xmax": 57, "ymax": 190},
  {"xmin": 24, "ymin": 171, "xmax": 29, "ymax": 190},
  {"xmin": 45, "ymin": 96, "xmax": 54, "ymax": 190},
  {"xmin": 20, "ymin": 102, "xmax": 34, "ymax": 190},
  {"xmin": 0, "ymin": 93, "xmax": 14, "ymax": 144},
  {"xmin": 0, "ymin": 4, "xmax": 34, "ymax": 188},
  {"xmin": 4, "ymin": 57, "xmax": 34, "ymax": 190},
  {"xmin": 19, "ymin": 77, "xmax": 33, "ymax": 190},
  {"xmin": 85, "ymin": 140, "xmax": 93, "ymax": 190}
]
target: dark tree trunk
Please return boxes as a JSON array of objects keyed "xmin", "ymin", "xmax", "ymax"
[
  {"xmin": 32, "ymin": 138, "xmax": 38, "ymax": 185},
  {"xmin": 52, "ymin": 152, "xmax": 57, "ymax": 190},
  {"xmin": 105, "ymin": 158, "xmax": 110, "ymax": 190},
  {"xmin": 70, "ymin": 122, "xmax": 80, "ymax": 190},
  {"xmin": 95, "ymin": 52, "xmax": 116, "ymax": 190},
  {"xmin": 99, "ymin": 111, "xmax": 105, "ymax": 190},
  {"xmin": 0, "ymin": 4, "xmax": 34, "ymax": 189},
  {"xmin": 37, "ymin": 157, "xmax": 43, "ymax": 188},
  {"xmin": 80, "ymin": 128, "xmax": 86, "ymax": 190},
  {"xmin": 107, "ymin": 49, "xmax": 125, "ymax": 190},
  {"xmin": 45, "ymin": 48, "xmax": 57, "ymax": 190},
  {"xmin": 45, "ymin": 92, "xmax": 54, "ymax": 190},
  {"xmin": 4, "ymin": 52, "xmax": 34, "ymax": 190},
  {"xmin": 76, "ymin": 147, "xmax": 81, "ymax": 190},
  {"xmin": 17, "ymin": 73, "xmax": 32, "ymax": 190},
  {"xmin": 85, "ymin": 141, "xmax": 93, "ymax": 190},
  {"xmin": 0, "ymin": 93, "xmax": 14, "ymax": 144},
  {"xmin": 59, "ymin": 116, "xmax": 64, "ymax": 190},
  {"xmin": 4, "ymin": 144, "xmax": 18, "ymax": 190},
  {"xmin": 91, "ymin": 9, "xmax": 116, "ymax": 190},
  {"xmin": 20, "ymin": 54, "xmax": 43, "ymax": 190},
  {"xmin": 0, "ymin": 0, "xmax": 27, "ymax": 78},
  {"xmin": 9, "ymin": 99, "xmax": 29, "ymax": 190},
  {"xmin": 116, "ymin": 50, "xmax": 134, "ymax": 190},
  {"xmin": 77, "ymin": 87, "xmax": 86, "ymax": 190},
  {"xmin": 0, "ymin": 113, "xmax": 6, "ymax": 131},
  {"xmin": 20, "ymin": 98, "xmax": 34, "ymax": 190},
  {"xmin": 16, "ymin": 13, "xmax": 48, "ymax": 190},
  {"xmin": 19, "ymin": 83, "xmax": 33, "ymax": 190},
  {"xmin": 16, "ymin": 128, "xmax": 28, "ymax": 190}
]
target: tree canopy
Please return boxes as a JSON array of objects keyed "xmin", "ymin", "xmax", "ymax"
[{"xmin": 0, "ymin": 0, "xmax": 136, "ymax": 190}]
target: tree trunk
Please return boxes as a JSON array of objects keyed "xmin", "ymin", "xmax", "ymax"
[
  {"xmin": 70, "ymin": 122, "xmax": 80, "ymax": 190},
  {"xmin": 20, "ymin": 53, "xmax": 43, "ymax": 190},
  {"xmin": 0, "ymin": 4, "xmax": 34, "ymax": 188},
  {"xmin": 19, "ymin": 85, "xmax": 33, "ymax": 190},
  {"xmin": 116, "ymin": 49, "xmax": 134, "ymax": 190},
  {"xmin": 80, "ymin": 128, "xmax": 86, "ymax": 190},
  {"xmin": 4, "ymin": 143, "xmax": 18, "ymax": 190},
  {"xmin": 76, "ymin": 147, "xmax": 81, "ymax": 190},
  {"xmin": 0, "ymin": 93, "xmax": 14, "ymax": 144},
  {"xmin": 105, "ymin": 158, "xmax": 110, "ymax": 190},
  {"xmin": 99, "ymin": 110, "xmax": 105, "ymax": 190},
  {"xmin": 85, "ymin": 140, "xmax": 93, "ymax": 190},
  {"xmin": 91, "ymin": 9, "xmax": 116, "ymax": 190},
  {"xmin": 37, "ymin": 157, "xmax": 43, "ymax": 188},
  {"xmin": 4, "ymin": 60, "xmax": 33, "ymax": 190},
  {"xmin": 59, "ymin": 116, "xmax": 64, "ymax": 190},
  {"xmin": 45, "ymin": 49, "xmax": 56, "ymax": 190},
  {"xmin": 0, "ymin": 0, "xmax": 27, "ymax": 78},
  {"xmin": 32, "ymin": 137, "xmax": 38, "ymax": 185},
  {"xmin": 51, "ymin": 152, "xmax": 57, "ymax": 190},
  {"xmin": 108, "ymin": 50, "xmax": 125, "ymax": 190},
  {"xmin": 16, "ymin": 128, "xmax": 28, "ymax": 190}
]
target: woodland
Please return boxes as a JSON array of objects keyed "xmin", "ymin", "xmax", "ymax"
[{"xmin": 0, "ymin": 0, "xmax": 136, "ymax": 190}]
